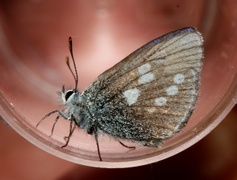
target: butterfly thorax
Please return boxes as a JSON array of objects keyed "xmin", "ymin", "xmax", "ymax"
[{"xmin": 61, "ymin": 88, "xmax": 94, "ymax": 133}]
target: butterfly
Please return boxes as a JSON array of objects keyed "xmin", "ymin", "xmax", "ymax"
[{"xmin": 37, "ymin": 27, "xmax": 204, "ymax": 161}]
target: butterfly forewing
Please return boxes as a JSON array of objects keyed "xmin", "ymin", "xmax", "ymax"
[{"xmin": 81, "ymin": 27, "xmax": 203, "ymax": 146}]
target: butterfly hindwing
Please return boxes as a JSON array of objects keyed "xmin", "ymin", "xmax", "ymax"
[{"xmin": 81, "ymin": 27, "xmax": 203, "ymax": 146}]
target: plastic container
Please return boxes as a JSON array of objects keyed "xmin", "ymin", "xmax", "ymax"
[{"xmin": 0, "ymin": 1, "xmax": 237, "ymax": 168}]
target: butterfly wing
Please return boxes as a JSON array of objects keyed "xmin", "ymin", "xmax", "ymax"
[{"xmin": 81, "ymin": 27, "xmax": 203, "ymax": 146}]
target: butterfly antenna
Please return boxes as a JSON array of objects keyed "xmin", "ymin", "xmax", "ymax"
[{"xmin": 66, "ymin": 36, "xmax": 79, "ymax": 90}]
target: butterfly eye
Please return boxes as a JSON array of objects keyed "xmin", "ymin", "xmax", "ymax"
[{"xmin": 65, "ymin": 90, "xmax": 74, "ymax": 101}]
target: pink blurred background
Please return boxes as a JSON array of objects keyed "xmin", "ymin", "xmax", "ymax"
[{"xmin": 0, "ymin": 0, "xmax": 237, "ymax": 179}]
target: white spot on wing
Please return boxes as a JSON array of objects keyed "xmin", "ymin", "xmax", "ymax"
[
  {"xmin": 166, "ymin": 85, "xmax": 178, "ymax": 96},
  {"xmin": 138, "ymin": 63, "xmax": 151, "ymax": 75},
  {"xmin": 123, "ymin": 88, "xmax": 141, "ymax": 106},
  {"xmin": 160, "ymin": 50, "xmax": 167, "ymax": 57},
  {"xmin": 173, "ymin": 74, "xmax": 185, "ymax": 84},
  {"xmin": 189, "ymin": 69, "xmax": 196, "ymax": 77},
  {"xmin": 154, "ymin": 59, "xmax": 165, "ymax": 65},
  {"xmin": 147, "ymin": 107, "xmax": 156, "ymax": 113},
  {"xmin": 154, "ymin": 97, "xmax": 167, "ymax": 106},
  {"xmin": 138, "ymin": 72, "xmax": 155, "ymax": 84}
]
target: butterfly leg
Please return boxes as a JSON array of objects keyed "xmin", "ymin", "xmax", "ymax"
[
  {"xmin": 62, "ymin": 119, "xmax": 76, "ymax": 148},
  {"xmin": 93, "ymin": 126, "xmax": 102, "ymax": 161},
  {"xmin": 119, "ymin": 141, "xmax": 136, "ymax": 150},
  {"xmin": 37, "ymin": 109, "xmax": 70, "ymax": 128},
  {"xmin": 50, "ymin": 115, "xmax": 60, "ymax": 137},
  {"xmin": 85, "ymin": 115, "xmax": 103, "ymax": 161}
]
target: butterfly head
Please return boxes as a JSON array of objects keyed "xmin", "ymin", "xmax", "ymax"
[
  {"xmin": 61, "ymin": 86, "xmax": 80, "ymax": 106},
  {"xmin": 60, "ymin": 37, "xmax": 81, "ymax": 106}
]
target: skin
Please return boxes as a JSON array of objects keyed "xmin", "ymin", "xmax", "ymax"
[{"xmin": 0, "ymin": 0, "xmax": 237, "ymax": 179}]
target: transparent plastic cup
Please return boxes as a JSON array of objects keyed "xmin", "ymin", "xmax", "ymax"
[{"xmin": 0, "ymin": 1, "xmax": 237, "ymax": 168}]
